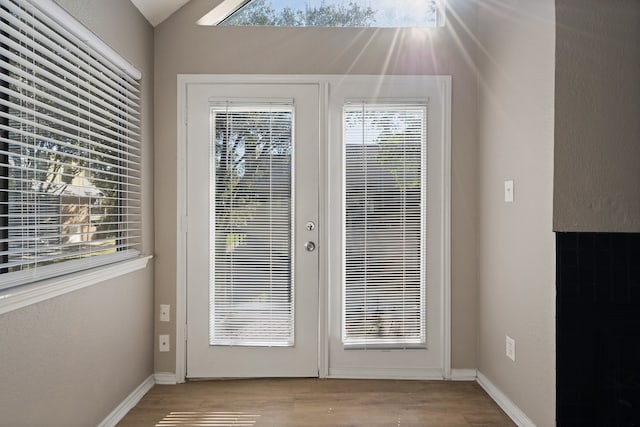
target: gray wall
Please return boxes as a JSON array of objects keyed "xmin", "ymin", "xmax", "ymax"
[
  {"xmin": 475, "ymin": 0, "xmax": 556, "ymax": 426},
  {"xmin": 0, "ymin": 1, "xmax": 155, "ymax": 426},
  {"xmin": 154, "ymin": 0, "xmax": 480, "ymax": 373},
  {"xmin": 554, "ymin": 0, "xmax": 640, "ymax": 232}
]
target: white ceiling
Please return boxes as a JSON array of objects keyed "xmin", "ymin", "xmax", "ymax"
[{"xmin": 130, "ymin": 0, "xmax": 191, "ymax": 27}]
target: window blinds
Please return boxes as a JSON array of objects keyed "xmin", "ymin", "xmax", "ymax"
[
  {"xmin": 343, "ymin": 102, "xmax": 427, "ymax": 348},
  {"xmin": 210, "ymin": 102, "xmax": 294, "ymax": 346},
  {"xmin": 0, "ymin": 0, "xmax": 142, "ymax": 289}
]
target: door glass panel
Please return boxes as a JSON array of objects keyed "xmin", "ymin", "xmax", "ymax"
[
  {"xmin": 343, "ymin": 102, "xmax": 427, "ymax": 348},
  {"xmin": 210, "ymin": 103, "xmax": 294, "ymax": 347}
]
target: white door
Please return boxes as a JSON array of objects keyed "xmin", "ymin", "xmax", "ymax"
[
  {"xmin": 186, "ymin": 82, "xmax": 320, "ymax": 378},
  {"xmin": 326, "ymin": 76, "xmax": 449, "ymax": 379}
]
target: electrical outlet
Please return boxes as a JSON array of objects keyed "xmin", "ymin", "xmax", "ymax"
[
  {"xmin": 159, "ymin": 335, "xmax": 170, "ymax": 352},
  {"xmin": 506, "ymin": 335, "xmax": 516, "ymax": 361},
  {"xmin": 160, "ymin": 304, "xmax": 170, "ymax": 322}
]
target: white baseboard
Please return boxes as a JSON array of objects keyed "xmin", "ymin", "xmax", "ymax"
[
  {"xmin": 450, "ymin": 368, "xmax": 477, "ymax": 381},
  {"xmin": 328, "ymin": 366, "xmax": 444, "ymax": 380},
  {"xmin": 154, "ymin": 372, "xmax": 178, "ymax": 385},
  {"xmin": 97, "ymin": 374, "xmax": 155, "ymax": 427},
  {"xmin": 476, "ymin": 371, "xmax": 536, "ymax": 427}
]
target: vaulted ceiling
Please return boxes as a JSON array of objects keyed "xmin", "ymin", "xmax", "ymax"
[{"xmin": 130, "ymin": 0, "xmax": 191, "ymax": 27}]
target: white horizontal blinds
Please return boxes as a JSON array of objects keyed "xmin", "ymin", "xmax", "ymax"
[
  {"xmin": 0, "ymin": 0, "xmax": 141, "ymax": 290},
  {"xmin": 210, "ymin": 102, "xmax": 294, "ymax": 346},
  {"xmin": 343, "ymin": 102, "xmax": 427, "ymax": 348}
]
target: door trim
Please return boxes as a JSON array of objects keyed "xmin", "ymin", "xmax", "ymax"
[{"xmin": 176, "ymin": 74, "xmax": 451, "ymax": 383}]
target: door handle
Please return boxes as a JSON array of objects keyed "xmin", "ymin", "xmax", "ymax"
[{"xmin": 304, "ymin": 241, "xmax": 316, "ymax": 252}]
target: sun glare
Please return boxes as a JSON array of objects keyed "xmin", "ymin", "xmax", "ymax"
[{"xmin": 155, "ymin": 411, "xmax": 260, "ymax": 427}]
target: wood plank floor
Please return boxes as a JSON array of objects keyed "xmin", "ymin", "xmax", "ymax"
[{"xmin": 117, "ymin": 378, "xmax": 515, "ymax": 426}]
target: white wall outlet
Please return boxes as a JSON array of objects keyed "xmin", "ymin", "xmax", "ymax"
[
  {"xmin": 159, "ymin": 334, "xmax": 170, "ymax": 352},
  {"xmin": 160, "ymin": 304, "xmax": 170, "ymax": 322},
  {"xmin": 504, "ymin": 180, "xmax": 514, "ymax": 203},
  {"xmin": 506, "ymin": 335, "xmax": 516, "ymax": 361}
]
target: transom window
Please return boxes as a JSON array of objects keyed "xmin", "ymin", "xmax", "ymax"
[{"xmin": 198, "ymin": 0, "xmax": 444, "ymax": 28}]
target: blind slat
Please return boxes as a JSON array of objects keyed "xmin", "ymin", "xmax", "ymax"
[
  {"xmin": 0, "ymin": 81, "xmax": 141, "ymax": 141},
  {"xmin": 0, "ymin": 20, "xmax": 140, "ymax": 113},
  {"xmin": 1, "ymin": 1, "xmax": 141, "ymax": 96},
  {"xmin": 0, "ymin": 59, "xmax": 141, "ymax": 130},
  {"xmin": 0, "ymin": 111, "xmax": 141, "ymax": 165},
  {"xmin": 0, "ymin": 129, "xmax": 141, "ymax": 175}
]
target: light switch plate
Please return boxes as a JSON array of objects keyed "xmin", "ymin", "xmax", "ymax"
[{"xmin": 504, "ymin": 180, "xmax": 514, "ymax": 203}]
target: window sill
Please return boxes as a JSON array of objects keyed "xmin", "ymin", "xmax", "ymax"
[{"xmin": 0, "ymin": 255, "xmax": 152, "ymax": 316}]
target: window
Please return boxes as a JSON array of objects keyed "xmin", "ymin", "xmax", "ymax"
[
  {"xmin": 198, "ymin": 0, "xmax": 444, "ymax": 28},
  {"xmin": 0, "ymin": 0, "xmax": 142, "ymax": 290},
  {"xmin": 343, "ymin": 102, "xmax": 427, "ymax": 348},
  {"xmin": 210, "ymin": 102, "xmax": 294, "ymax": 346}
]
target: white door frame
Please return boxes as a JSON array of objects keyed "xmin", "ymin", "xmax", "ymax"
[{"xmin": 175, "ymin": 74, "xmax": 451, "ymax": 383}]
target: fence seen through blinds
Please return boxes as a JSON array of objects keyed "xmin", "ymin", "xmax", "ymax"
[
  {"xmin": 0, "ymin": 0, "xmax": 142, "ymax": 290},
  {"xmin": 210, "ymin": 102, "xmax": 294, "ymax": 346},
  {"xmin": 343, "ymin": 102, "xmax": 427, "ymax": 348}
]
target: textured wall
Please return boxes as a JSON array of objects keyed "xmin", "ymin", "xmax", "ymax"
[
  {"xmin": 475, "ymin": 0, "xmax": 556, "ymax": 425},
  {"xmin": 0, "ymin": 1, "xmax": 155, "ymax": 426},
  {"xmin": 154, "ymin": 0, "xmax": 480, "ymax": 374},
  {"xmin": 554, "ymin": 0, "xmax": 640, "ymax": 232}
]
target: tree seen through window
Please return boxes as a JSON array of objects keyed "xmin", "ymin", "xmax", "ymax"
[{"xmin": 221, "ymin": 0, "xmax": 443, "ymax": 28}]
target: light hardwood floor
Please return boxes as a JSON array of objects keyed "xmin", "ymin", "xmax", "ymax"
[{"xmin": 117, "ymin": 378, "xmax": 515, "ymax": 426}]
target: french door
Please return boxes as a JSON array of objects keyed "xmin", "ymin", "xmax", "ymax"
[
  {"xmin": 185, "ymin": 82, "xmax": 320, "ymax": 378},
  {"xmin": 183, "ymin": 76, "xmax": 450, "ymax": 380},
  {"xmin": 326, "ymin": 77, "xmax": 448, "ymax": 379}
]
